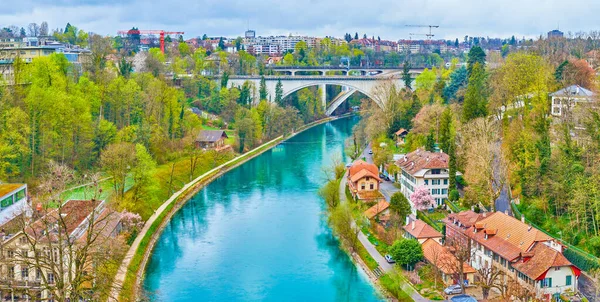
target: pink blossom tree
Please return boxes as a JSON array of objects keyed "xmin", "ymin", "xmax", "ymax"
[{"xmin": 410, "ymin": 186, "xmax": 435, "ymax": 210}]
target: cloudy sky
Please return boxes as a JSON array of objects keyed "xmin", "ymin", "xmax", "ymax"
[{"xmin": 1, "ymin": 0, "xmax": 599, "ymax": 40}]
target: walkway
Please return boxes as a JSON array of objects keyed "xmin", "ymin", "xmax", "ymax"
[{"xmin": 339, "ymin": 171, "xmax": 429, "ymax": 302}]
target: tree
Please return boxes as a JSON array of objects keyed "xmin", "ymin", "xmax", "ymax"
[
  {"xmin": 19, "ymin": 27, "xmax": 26, "ymax": 37},
  {"xmin": 354, "ymin": 32, "xmax": 359, "ymax": 40},
  {"xmin": 319, "ymin": 180, "xmax": 340, "ymax": 208},
  {"xmin": 402, "ymin": 62, "xmax": 412, "ymax": 90},
  {"xmin": 259, "ymin": 76, "xmax": 268, "ymax": 100},
  {"xmin": 410, "ymin": 186, "xmax": 435, "ymax": 210},
  {"xmin": 390, "ymin": 239, "xmax": 423, "ymax": 269},
  {"xmin": 274, "ymin": 79, "xmax": 283, "ymax": 106},
  {"xmin": 425, "ymin": 129, "xmax": 435, "ymax": 152},
  {"xmin": 27, "ymin": 23, "xmax": 40, "ymax": 37},
  {"xmin": 328, "ymin": 203, "xmax": 361, "ymax": 253},
  {"xmin": 462, "ymin": 63, "xmax": 488, "ymax": 122},
  {"xmin": 448, "ymin": 138, "xmax": 457, "ymax": 192},
  {"xmin": 444, "ymin": 239, "xmax": 473, "ymax": 294},
  {"xmin": 390, "ymin": 192, "xmax": 411, "ymax": 219},
  {"xmin": 218, "ymin": 37, "xmax": 225, "ymax": 50},
  {"xmin": 443, "ymin": 66, "xmax": 467, "ymax": 103},
  {"xmin": 438, "ymin": 107, "xmax": 454, "ymax": 153},
  {"xmin": 466, "ymin": 46, "xmax": 486, "ymax": 77},
  {"xmin": 40, "ymin": 21, "xmax": 49, "ymax": 36},
  {"xmin": 129, "ymin": 144, "xmax": 157, "ymax": 206},
  {"xmin": 477, "ymin": 266, "xmax": 505, "ymax": 300},
  {"xmin": 100, "ymin": 142, "xmax": 136, "ymax": 201},
  {"xmin": 221, "ymin": 71, "xmax": 229, "ymax": 88}
]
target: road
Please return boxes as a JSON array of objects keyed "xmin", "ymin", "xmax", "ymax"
[{"xmin": 342, "ymin": 147, "xmax": 429, "ymax": 302}]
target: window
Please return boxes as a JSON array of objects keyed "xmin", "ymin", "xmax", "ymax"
[
  {"xmin": 8, "ymin": 266, "xmax": 14, "ymax": 279},
  {"xmin": 442, "ymin": 189, "xmax": 448, "ymax": 195},
  {"xmin": 443, "ymin": 179, "xmax": 448, "ymax": 185},
  {"xmin": 19, "ymin": 236, "xmax": 27, "ymax": 244},
  {"xmin": 0, "ymin": 195, "xmax": 13, "ymax": 208},
  {"xmin": 424, "ymin": 179, "xmax": 429, "ymax": 185},
  {"xmin": 21, "ymin": 267, "xmax": 28, "ymax": 279},
  {"xmin": 15, "ymin": 189, "xmax": 26, "ymax": 201},
  {"xmin": 6, "ymin": 249, "xmax": 14, "ymax": 258},
  {"xmin": 36, "ymin": 269, "xmax": 42, "ymax": 280},
  {"xmin": 431, "ymin": 169, "xmax": 441, "ymax": 175},
  {"xmin": 432, "ymin": 179, "xmax": 440, "ymax": 185},
  {"xmin": 542, "ymin": 278, "xmax": 552, "ymax": 288},
  {"xmin": 369, "ymin": 184, "xmax": 374, "ymax": 190},
  {"xmin": 566, "ymin": 275, "xmax": 572, "ymax": 286},
  {"xmin": 48, "ymin": 273, "xmax": 55, "ymax": 284},
  {"xmin": 361, "ymin": 184, "xmax": 365, "ymax": 190}
]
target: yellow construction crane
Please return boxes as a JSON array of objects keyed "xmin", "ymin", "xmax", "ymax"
[{"xmin": 406, "ymin": 25, "xmax": 440, "ymax": 40}]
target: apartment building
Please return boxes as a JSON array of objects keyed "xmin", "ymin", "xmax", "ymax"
[
  {"xmin": 444, "ymin": 211, "xmax": 580, "ymax": 299},
  {"xmin": 550, "ymin": 85, "xmax": 595, "ymax": 118},
  {"xmin": 0, "ymin": 184, "xmax": 29, "ymax": 226},
  {"xmin": 396, "ymin": 149, "xmax": 459, "ymax": 209}
]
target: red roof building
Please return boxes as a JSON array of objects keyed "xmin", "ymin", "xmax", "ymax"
[{"xmin": 347, "ymin": 160, "xmax": 382, "ymax": 201}]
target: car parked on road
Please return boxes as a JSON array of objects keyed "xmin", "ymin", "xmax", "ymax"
[
  {"xmin": 345, "ymin": 163, "xmax": 352, "ymax": 168},
  {"xmin": 444, "ymin": 284, "xmax": 463, "ymax": 295},
  {"xmin": 379, "ymin": 173, "xmax": 390, "ymax": 181},
  {"xmin": 368, "ymin": 150, "xmax": 373, "ymax": 154},
  {"xmin": 384, "ymin": 254, "xmax": 395, "ymax": 263}
]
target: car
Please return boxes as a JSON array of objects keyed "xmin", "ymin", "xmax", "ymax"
[
  {"xmin": 444, "ymin": 284, "xmax": 463, "ymax": 295},
  {"xmin": 368, "ymin": 150, "xmax": 373, "ymax": 155},
  {"xmin": 384, "ymin": 254, "xmax": 395, "ymax": 263},
  {"xmin": 379, "ymin": 173, "xmax": 390, "ymax": 181},
  {"xmin": 345, "ymin": 163, "xmax": 352, "ymax": 168}
]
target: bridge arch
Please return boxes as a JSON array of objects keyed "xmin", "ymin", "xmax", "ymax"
[{"xmin": 281, "ymin": 81, "xmax": 383, "ymax": 110}]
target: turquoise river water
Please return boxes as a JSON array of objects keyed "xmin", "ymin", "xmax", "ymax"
[{"xmin": 143, "ymin": 116, "xmax": 383, "ymax": 301}]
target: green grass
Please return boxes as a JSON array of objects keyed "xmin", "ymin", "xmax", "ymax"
[
  {"xmin": 356, "ymin": 240, "xmax": 379, "ymax": 270},
  {"xmin": 61, "ymin": 176, "xmax": 134, "ymax": 202},
  {"xmin": 379, "ymin": 271, "xmax": 414, "ymax": 302},
  {"xmin": 414, "ymin": 264, "xmax": 445, "ymax": 300}
]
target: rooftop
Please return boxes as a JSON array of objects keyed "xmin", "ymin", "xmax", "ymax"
[
  {"xmin": 196, "ymin": 130, "xmax": 228, "ymax": 143},
  {"xmin": 364, "ymin": 200, "xmax": 389, "ymax": 219},
  {"xmin": 0, "ymin": 184, "xmax": 26, "ymax": 199},
  {"xmin": 512, "ymin": 243, "xmax": 578, "ymax": 280},
  {"xmin": 348, "ymin": 160, "xmax": 380, "ymax": 183},
  {"xmin": 422, "ymin": 239, "xmax": 476, "ymax": 275},
  {"xmin": 396, "ymin": 148, "xmax": 449, "ymax": 175},
  {"xmin": 403, "ymin": 219, "xmax": 443, "ymax": 239},
  {"xmin": 550, "ymin": 85, "xmax": 594, "ymax": 97}
]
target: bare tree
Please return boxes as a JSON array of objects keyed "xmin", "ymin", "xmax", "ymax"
[
  {"xmin": 444, "ymin": 237, "xmax": 474, "ymax": 294},
  {"xmin": 39, "ymin": 21, "xmax": 49, "ymax": 36},
  {"xmin": 0, "ymin": 162, "xmax": 126, "ymax": 301},
  {"xmin": 27, "ymin": 23, "xmax": 40, "ymax": 37},
  {"xmin": 477, "ymin": 266, "xmax": 504, "ymax": 299}
]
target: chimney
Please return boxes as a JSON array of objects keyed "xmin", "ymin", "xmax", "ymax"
[
  {"xmin": 504, "ymin": 210, "xmax": 508, "ymax": 215},
  {"xmin": 521, "ymin": 216, "xmax": 525, "ymax": 223},
  {"xmin": 412, "ymin": 220, "xmax": 415, "ymax": 230},
  {"xmin": 482, "ymin": 212, "xmax": 487, "ymax": 217}
]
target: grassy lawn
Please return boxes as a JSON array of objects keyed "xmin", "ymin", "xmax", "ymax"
[
  {"xmin": 60, "ymin": 176, "xmax": 134, "ymax": 202},
  {"xmin": 379, "ymin": 270, "xmax": 414, "ymax": 302},
  {"xmin": 413, "ymin": 264, "xmax": 445, "ymax": 300}
]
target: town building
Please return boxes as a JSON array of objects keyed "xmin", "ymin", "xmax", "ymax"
[
  {"xmin": 396, "ymin": 149, "xmax": 459, "ymax": 208},
  {"xmin": 244, "ymin": 35, "xmax": 318, "ymax": 55},
  {"xmin": 195, "ymin": 130, "xmax": 229, "ymax": 150},
  {"xmin": 550, "ymin": 85, "xmax": 595, "ymax": 118},
  {"xmin": 548, "ymin": 29, "xmax": 564, "ymax": 39},
  {"xmin": 0, "ymin": 184, "xmax": 29, "ymax": 226},
  {"xmin": 0, "ymin": 199, "xmax": 122, "ymax": 300},
  {"xmin": 394, "ymin": 128, "xmax": 408, "ymax": 145},
  {"xmin": 347, "ymin": 160, "xmax": 382, "ymax": 201},
  {"xmin": 403, "ymin": 218, "xmax": 443, "ymax": 244},
  {"xmin": 364, "ymin": 200, "xmax": 390, "ymax": 222},
  {"xmin": 444, "ymin": 211, "xmax": 580, "ymax": 299},
  {"xmin": 422, "ymin": 238, "xmax": 476, "ymax": 286}
]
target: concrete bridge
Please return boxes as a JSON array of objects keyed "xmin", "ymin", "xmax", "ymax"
[
  {"xmin": 227, "ymin": 75, "xmax": 411, "ymax": 116},
  {"xmin": 266, "ymin": 66, "xmax": 425, "ymax": 76}
]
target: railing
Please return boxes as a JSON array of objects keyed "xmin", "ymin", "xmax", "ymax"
[{"xmin": 511, "ymin": 201, "xmax": 600, "ymax": 271}]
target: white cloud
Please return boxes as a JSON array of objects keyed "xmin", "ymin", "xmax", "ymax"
[{"xmin": 0, "ymin": 0, "xmax": 598, "ymax": 40}]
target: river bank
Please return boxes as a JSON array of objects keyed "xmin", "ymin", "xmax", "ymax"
[{"xmin": 111, "ymin": 114, "xmax": 358, "ymax": 302}]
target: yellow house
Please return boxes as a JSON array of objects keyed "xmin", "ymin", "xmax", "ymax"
[{"xmin": 347, "ymin": 160, "xmax": 382, "ymax": 201}]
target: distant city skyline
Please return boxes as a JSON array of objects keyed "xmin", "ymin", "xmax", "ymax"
[{"xmin": 0, "ymin": 0, "xmax": 598, "ymax": 41}]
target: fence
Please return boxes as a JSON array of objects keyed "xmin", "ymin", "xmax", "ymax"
[{"xmin": 511, "ymin": 201, "xmax": 600, "ymax": 271}]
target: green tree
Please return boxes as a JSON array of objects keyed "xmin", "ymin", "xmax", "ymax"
[
  {"xmin": 129, "ymin": 144, "xmax": 157, "ymax": 205},
  {"xmin": 100, "ymin": 142, "xmax": 135, "ymax": 201},
  {"xmin": 390, "ymin": 239, "xmax": 423, "ymax": 269},
  {"xmin": 462, "ymin": 63, "xmax": 488, "ymax": 122},
  {"xmin": 319, "ymin": 180, "xmax": 340, "ymax": 208},
  {"xmin": 425, "ymin": 129, "xmax": 435, "ymax": 151},
  {"xmin": 390, "ymin": 192, "xmax": 411, "ymax": 219},
  {"xmin": 259, "ymin": 76, "xmax": 268, "ymax": 100},
  {"xmin": 275, "ymin": 79, "xmax": 284, "ymax": 106},
  {"xmin": 448, "ymin": 137, "xmax": 457, "ymax": 192},
  {"xmin": 438, "ymin": 107, "xmax": 454, "ymax": 152},
  {"xmin": 221, "ymin": 71, "xmax": 229, "ymax": 88},
  {"xmin": 467, "ymin": 46, "xmax": 486, "ymax": 77}
]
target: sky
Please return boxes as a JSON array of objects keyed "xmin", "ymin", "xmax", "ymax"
[{"xmin": 1, "ymin": 0, "xmax": 599, "ymax": 41}]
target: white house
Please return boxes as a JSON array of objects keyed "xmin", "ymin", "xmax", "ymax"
[
  {"xmin": 550, "ymin": 85, "xmax": 595, "ymax": 117},
  {"xmin": 396, "ymin": 149, "xmax": 460, "ymax": 208},
  {"xmin": 0, "ymin": 183, "xmax": 29, "ymax": 226}
]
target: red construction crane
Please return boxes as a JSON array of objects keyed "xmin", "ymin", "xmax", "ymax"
[{"xmin": 117, "ymin": 29, "xmax": 185, "ymax": 54}]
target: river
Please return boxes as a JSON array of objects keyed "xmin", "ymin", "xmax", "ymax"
[{"xmin": 143, "ymin": 116, "xmax": 382, "ymax": 301}]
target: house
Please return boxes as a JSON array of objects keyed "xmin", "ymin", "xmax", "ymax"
[
  {"xmin": 394, "ymin": 128, "xmax": 409, "ymax": 145},
  {"xmin": 364, "ymin": 200, "xmax": 390, "ymax": 221},
  {"xmin": 403, "ymin": 218, "xmax": 443, "ymax": 244},
  {"xmin": 396, "ymin": 149, "xmax": 460, "ymax": 209},
  {"xmin": 347, "ymin": 160, "xmax": 383, "ymax": 201},
  {"xmin": 195, "ymin": 130, "xmax": 228, "ymax": 150},
  {"xmin": 0, "ymin": 183, "xmax": 29, "ymax": 226},
  {"xmin": 0, "ymin": 199, "xmax": 122, "ymax": 299},
  {"xmin": 265, "ymin": 56, "xmax": 283, "ymax": 65},
  {"xmin": 422, "ymin": 238, "xmax": 476, "ymax": 286},
  {"xmin": 444, "ymin": 211, "xmax": 580, "ymax": 299},
  {"xmin": 550, "ymin": 85, "xmax": 595, "ymax": 117}
]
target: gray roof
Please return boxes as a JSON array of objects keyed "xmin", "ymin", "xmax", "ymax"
[
  {"xmin": 450, "ymin": 295, "xmax": 477, "ymax": 302},
  {"xmin": 550, "ymin": 85, "xmax": 594, "ymax": 97},
  {"xmin": 196, "ymin": 130, "xmax": 228, "ymax": 143}
]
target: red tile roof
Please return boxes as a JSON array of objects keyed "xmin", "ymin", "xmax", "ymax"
[
  {"xmin": 403, "ymin": 219, "xmax": 443, "ymax": 239},
  {"xmin": 348, "ymin": 160, "xmax": 381, "ymax": 182},
  {"xmin": 446, "ymin": 210, "xmax": 483, "ymax": 228},
  {"xmin": 422, "ymin": 239, "xmax": 477, "ymax": 275},
  {"xmin": 364, "ymin": 200, "xmax": 390, "ymax": 219},
  {"xmin": 512, "ymin": 243, "xmax": 575, "ymax": 280},
  {"xmin": 396, "ymin": 149, "xmax": 449, "ymax": 175}
]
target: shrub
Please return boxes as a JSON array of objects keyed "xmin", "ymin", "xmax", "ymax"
[{"xmin": 449, "ymin": 189, "xmax": 459, "ymax": 201}]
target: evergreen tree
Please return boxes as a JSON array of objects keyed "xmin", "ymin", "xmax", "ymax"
[
  {"xmin": 221, "ymin": 71, "xmax": 229, "ymax": 88},
  {"xmin": 448, "ymin": 137, "xmax": 457, "ymax": 192},
  {"xmin": 218, "ymin": 37, "xmax": 225, "ymax": 50},
  {"xmin": 454, "ymin": 38, "xmax": 459, "ymax": 47},
  {"xmin": 439, "ymin": 107, "xmax": 453, "ymax": 152},
  {"xmin": 425, "ymin": 129, "xmax": 435, "ymax": 152},
  {"xmin": 466, "ymin": 46, "xmax": 486, "ymax": 77},
  {"xmin": 402, "ymin": 62, "xmax": 412, "ymax": 90},
  {"xmin": 462, "ymin": 63, "xmax": 488, "ymax": 122},
  {"xmin": 19, "ymin": 27, "xmax": 26, "ymax": 37},
  {"xmin": 275, "ymin": 79, "xmax": 283, "ymax": 106},
  {"xmin": 354, "ymin": 32, "xmax": 359, "ymax": 40},
  {"xmin": 259, "ymin": 76, "xmax": 268, "ymax": 100}
]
